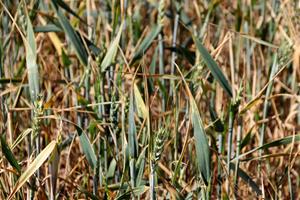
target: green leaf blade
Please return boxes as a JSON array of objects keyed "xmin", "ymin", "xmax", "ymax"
[
  {"xmin": 193, "ymin": 36, "xmax": 233, "ymax": 97},
  {"xmin": 51, "ymin": 0, "xmax": 88, "ymax": 66},
  {"xmin": 190, "ymin": 98, "xmax": 211, "ymax": 185},
  {"xmin": 1, "ymin": 135, "xmax": 21, "ymax": 174},
  {"xmin": 26, "ymin": 15, "xmax": 39, "ymax": 101},
  {"xmin": 101, "ymin": 22, "xmax": 124, "ymax": 72},
  {"xmin": 132, "ymin": 25, "xmax": 162, "ymax": 62},
  {"xmin": 235, "ymin": 134, "xmax": 300, "ymax": 161},
  {"xmin": 229, "ymin": 163, "xmax": 262, "ymax": 196},
  {"xmin": 75, "ymin": 126, "xmax": 97, "ymax": 169}
]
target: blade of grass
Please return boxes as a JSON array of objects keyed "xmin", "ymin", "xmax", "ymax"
[
  {"xmin": 133, "ymin": 83, "xmax": 148, "ymax": 119},
  {"xmin": 34, "ymin": 24, "xmax": 62, "ymax": 33},
  {"xmin": 37, "ymin": 115, "xmax": 97, "ymax": 170},
  {"xmin": 115, "ymin": 185, "xmax": 146, "ymax": 200},
  {"xmin": 101, "ymin": 22, "xmax": 124, "ymax": 72},
  {"xmin": 259, "ymin": 54, "xmax": 278, "ymax": 160},
  {"xmin": 128, "ymin": 89, "xmax": 137, "ymax": 188},
  {"xmin": 51, "ymin": 0, "xmax": 88, "ymax": 66},
  {"xmin": 190, "ymin": 96, "xmax": 211, "ymax": 185},
  {"xmin": 74, "ymin": 125, "xmax": 97, "ymax": 169},
  {"xmin": 233, "ymin": 134, "xmax": 300, "ymax": 161},
  {"xmin": 229, "ymin": 162, "xmax": 262, "ymax": 196},
  {"xmin": 175, "ymin": 63, "xmax": 211, "ymax": 185},
  {"xmin": 1, "ymin": 135, "xmax": 21, "ymax": 174},
  {"xmin": 53, "ymin": 0, "xmax": 85, "ymax": 23},
  {"xmin": 25, "ymin": 10, "xmax": 40, "ymax": 199},
  {"xmin": 49, "ymin": 144, "xmax": 60, "ymax": 200},
  {"xmin": 132, "ymin": 25, "xmax": 162, "ymax": 62},
  {"xmin": 25, "ymin": 14, "xmax": 39, "ymax": 101},
  {"xmin": 239, "ymin": 60, "xmax": 290, "ymax": 115},
  {"xmin": 193, "ymin": 36, "xmax": 233, "ymax": 97},
  {"xmin": 240, "ymin": 34, "xmax": 278, "ymax": 48},
  {"xmin": 7, "ymin": 140, "xmax": 57, "ymax": 200},
  {"xmin": 10, "ymin": 128, "xmax": 32, "ymax": 150},
  {"xmin": 136, "ymin": 146, "xmax": 147, "ymax": 186}
]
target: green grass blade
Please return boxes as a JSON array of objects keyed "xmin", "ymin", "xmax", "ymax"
[
  {"xmin": 149, "ymin": 46, "xmax": 158, "ymax": 92},
  {"xmin": 209, "ymin": 104, "xmax": 224, "ymax": 132},
  {"xmin": 0, "ymin": 78, "xmax": 22, "ymax": 84},
  {"xmin": 132, "ymin": 25, "xmax": 162, "ymax": 62},
  {"xmin": 193, "ymin": 36, "xmax": 233, "ymax": 97},
  {"xmin": 115, "ymin": 185, "xmax": 146, "ymax": 200},
  {"xmin": 229, "ymin": 163, "xmax": 262, "ymax": 196},
  {"xmin": 175, "ymin": 62, "xmax": 211, "ymax": 185},
  {"xmin": 136, "ymin": 147, "xmax": 147, "ymax": 186},
  {"xmin": 128, "ymin": 90, "xmax": 138, "ymax": 158},
  {"xmin": 74, "ymin": 125, "xmax": 97, "ymax": 169},
  {"xmin": 107, "ymin": 159, "xmax": 117, "ymax": 179},
  {"xmin": 101, "ymin": 22, "xmax": 124, "ymax": 72},
  {"xmin": 190, "ymin": 96, "xmax": 211, "ymax": 185},
  {"xmin": 259, "ymin": 54, "xmax": 278, "ymax": 155},
  {"xmin": 51, "ymin": 0, "xmax": 88, "ymax": 66},
  {"xmin": 165, "ymin": 46, "xmax": 195, "ymax": 65},
  {"xmin": 240, "ymin": 130, "xmax": 253, "ymax": 151},
  {"xmin": 241, "ymin": 34, "xmax": 278, "ymax": 48},
  {"xmin": 1, "ymin": 135, "xmax": 21, "ymax": 174},
  {"xmin": 34, "ymin": 24, "xmax": 62, "ymax": 33},
  {"xmin": 53, "ymin": 0, "xmax": 85, "ymax": 22},
  {"xmin": 128, "ymin": 90, "xmax": 138, "ymax": 189},
  {"xmin": 234, "ymin": 134, "xmax": 300, "ymax": 161},
  {"xmin": 26, "ymin": 14, "xmax": 39, "ymax": 101},
  {"xmin": 7, "ymin": 141, "xmax": 57, "ymax": 200},
  {"xmin": 258, "ymin": 134, "xmax": 300, "ymax": 149}
]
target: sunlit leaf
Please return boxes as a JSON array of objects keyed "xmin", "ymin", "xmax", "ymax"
[
  {"xmin": 8, "ymin": 141, "xmax": 57, "ymax": 200},
  {"xmin": 101, "ymin": 22, "xmax": 124, "ymax": 72}
]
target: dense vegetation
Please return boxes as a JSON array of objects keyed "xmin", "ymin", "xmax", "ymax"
[{"xmin": 0, "ymin": 0, "xmax": 299, "ymax": 199}]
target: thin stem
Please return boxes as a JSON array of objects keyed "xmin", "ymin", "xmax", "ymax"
[
  {"xmin": 234, "ymin": 116, "xmax": 242, "ymax": 198},
  {"xmin": 226, "ymin": 106, "xmax": 235, "ymax": 195}
]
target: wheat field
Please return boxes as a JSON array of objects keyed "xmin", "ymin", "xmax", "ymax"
[{"xmin": 0, "ymin": 0, "xmax": 300, "ymax": 199}]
